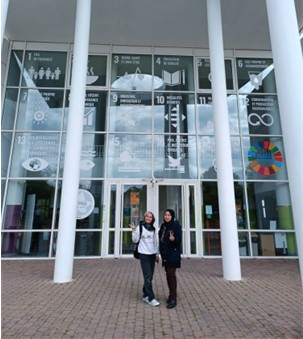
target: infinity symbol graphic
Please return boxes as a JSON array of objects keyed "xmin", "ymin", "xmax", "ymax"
[{"xmin": 248, "ymin": 113, "xmax": 274, "ymax": 126}]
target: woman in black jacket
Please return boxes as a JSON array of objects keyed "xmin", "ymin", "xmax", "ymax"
[{"xmin": 158, "ymin": 209, "xmax": 182, "ymax": 309}]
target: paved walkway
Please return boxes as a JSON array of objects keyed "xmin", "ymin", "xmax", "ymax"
[{"xmin": 1, "ymin": 259, "xmax": 303, "ymax": 338}]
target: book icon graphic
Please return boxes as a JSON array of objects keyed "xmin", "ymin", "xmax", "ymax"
[{"xmin": 162, "ymin": 70, "xmax": 182, "ymax": 86}]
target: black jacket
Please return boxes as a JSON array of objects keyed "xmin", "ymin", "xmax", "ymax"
[{"xmin": 158, "ymin": 220, "xmax": 182, "ymax": 267}]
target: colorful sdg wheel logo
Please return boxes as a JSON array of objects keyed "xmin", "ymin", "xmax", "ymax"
[{"xmin": 248, "ymin": 140, "xmax": 283, "ymax": 175}]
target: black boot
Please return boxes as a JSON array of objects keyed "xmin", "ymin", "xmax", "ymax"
[{"xmin": 167, "ymin": 299, "xmax": 177, "ymax": 309}]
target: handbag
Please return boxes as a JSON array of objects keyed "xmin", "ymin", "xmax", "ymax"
[{"xmin": 133, "ymin": 224, "xmax": 143, "ymax": 259}]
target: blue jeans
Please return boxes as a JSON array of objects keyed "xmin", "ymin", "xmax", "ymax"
[{"xmin": 140, "ymin": 253, "xmax": 156, "ymax": 301}]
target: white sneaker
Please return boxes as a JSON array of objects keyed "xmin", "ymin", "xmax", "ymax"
[
  {"xmin": 143, "ymin": 296, "xmax": 149, "ymax": 303},
  {"xmin": 148, "ymin": 299, "xmax": 160, "ymax": 306}
]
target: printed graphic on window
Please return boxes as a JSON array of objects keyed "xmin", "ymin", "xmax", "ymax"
[{"xmin": 154, "ymin": 55, "xmax": 194, "ymax": 91}]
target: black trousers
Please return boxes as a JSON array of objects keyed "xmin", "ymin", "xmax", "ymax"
[
  {"xmin": 165, "ymin": 265, "xmax": 177, "ymax": 301},
  {"xmin": 140, "ymin": 254, "xmax": 156, "ymax": 301}
]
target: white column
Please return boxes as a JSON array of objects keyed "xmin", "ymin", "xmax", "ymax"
[
  {"xmin": 206, "ymin": 0, "xmax": 241, "ymax": 280},
  {"xmin": 1, "ymin": 0, "xmax": 9, "ymax": 44},
  {"xmin": 266, "ymin": 0, "xmax": 303, "ymax": 287},
  {"xmin": 53, "ymin": 0, "xmax": 91, "ymax": 283}
]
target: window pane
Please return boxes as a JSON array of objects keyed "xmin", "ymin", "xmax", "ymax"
[
  {"xmin": 111, "ymin": 54, "xmax": 152, "ymax": 90},
  {"xmin": 22, "ymin": 51, "xmax": 67, "ymax": 88},
  {"xmin": 70, "ymin": 54, "xmax": 107, "ymax": 87},
  {"xmin": 154, "ymin": 135, "xmax": 197, "ymax": 179},
  {"xmin": 197, "ymin": 58, "xmax": 234, "ymax": 90},
  {"xmin": 154, "ymin": 55, "xmax": 194, "ymax": 91},
  {"xmin": 247, "ymin": 182, "xmax": 294, "ymax": 231},
  {"xmin": 6, "ymin": 50, "xmax": 23, "ymax": 86},
  {"xmin": 202, "ymin": 182, "xmax": 219, "ymax": 229},
  {"xmin": 2, "ymin": 89, "xmax": 18, "ymax": 130},
  {"xmin": 16, "ymin": 89, "xmax": 64, "ymax": 131},
  {"xmin": 107, "ymin": 134, "xmax": 152, "ymax": 178},
  {"xmin": 64, "ymin": 91, "xmax": 107, "ymax": 132},
  {"xmin": 10, "ymin": 133, "xmax": 60, "ymax": 178},
  {"xmin": 198, "ymin": 136, "xmax": 216, "ymax": 179},
  {"xmin": 74, "ymin": 232, "xmax": 101, "ymax": 256},
  {"xmin": 239, "ymin": 95, "xmax": 281, "ymax": 135},
  {"xmin": 1, "ymin": 133, "xmax": 12, "ymax": 177},
  {"xmin": 154, "ymin": 93, "xmax": 195, "ymax": 133},
  {"xmin": 109, "ymin": 92, "xmax": 152, "ymax": 132},
  {"xmin": 243, "ymin": 137, "xmax": 287, "ymax": 180},
  {"xmin": 236, "ymin": 58, "xmax": 276, "ymax": 94},
  {"xmin": 203, "ymin": 231, "xmax": 221, "ymax": 255},
  {"xmin": 197, "ymin": 94, "xmax": 239, "ymax": 135}
]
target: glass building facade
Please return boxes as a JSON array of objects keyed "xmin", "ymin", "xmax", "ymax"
[{"xmin": 1, "ymin": 43, "xmax": 297, "ymax": 259}]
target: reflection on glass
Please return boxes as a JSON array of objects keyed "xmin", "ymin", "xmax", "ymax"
[
  {"xmin": 235, "ymin": 182, "xmax": 246, "ymax": 229},
  {"xmin": 231, "ymin": 137, "xmax": 243, "ymax": 179},
  {"xmin": 16, "ymin": 89, "xmax": 64, "ymax": 131},
  {"xmin": 122, "ymin": 231, "xmax": 133, "ymax": 254},
  {"xmin": 238, "ymin": 232, "xmax": 249, "ymax": 256},
  {"xmin": 239, "ymin": 95, "xmax": 281, "ymax": 135},
  {"xmin": 109, "ymin": 92, "xmax": 152, "ymax": 132},
  {"xmin": 6, "ymin": 50, "xmax": 23, "ymax": 86},
  {"xmin": 74, "ymin": 231, "xmax": 101, "ymax": 256},
  {"xmin": 2, "ymin": 89, "xmax": 18, "ymax": 130},
  {"xmin": 107, "ymin": 134, "xmax": 152, "ymax": 178},
  {"xmin": 1, "ymin": 231, "xmax": 50, "ymax": 257},
  {"xmin": 198, "ymin": 136, "xmax": 216, "ymax": 179},
  {"xmin": 197, "ymin": 94, "xmax": 239, "ymax": 134},
  {"xmin": 10, "ymin": 133, "xmax": 60, "ymax": 178},
  {"xmin": 2, "ymin": 133, "xmax": 12, "ymax": 177}
]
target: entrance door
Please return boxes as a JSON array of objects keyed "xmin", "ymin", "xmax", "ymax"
[{"xmin": 103, "ymin": 181, "xmax": 202, "ymax": 257}]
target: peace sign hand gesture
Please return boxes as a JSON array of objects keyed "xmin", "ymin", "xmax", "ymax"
[{"xmin": 169, "ymin": 230, "xmax": 175, "ymax": 242}]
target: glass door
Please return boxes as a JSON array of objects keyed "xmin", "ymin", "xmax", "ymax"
[
  {"xmin": 155, "ymin": 183, "xmax": 202, "ymax": 257},
  {"xmin": 103, "ymin": 181, "xmax": 201, "ymax": 258}
]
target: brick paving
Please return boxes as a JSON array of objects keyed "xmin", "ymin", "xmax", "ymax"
[{"xmin": 1, "ymin": 259, "xmax": 303, "ymax": 339}]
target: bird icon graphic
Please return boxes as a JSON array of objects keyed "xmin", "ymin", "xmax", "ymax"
[{"xmin": 168, "ymin": 155, "xmax": 181, "ymax": 168}]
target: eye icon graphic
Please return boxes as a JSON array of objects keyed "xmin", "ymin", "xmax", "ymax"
[
  {"xmin": 80, "ymin": 159, "xmax": 95, "ymax": 171},
  {"xmin": 22, "ymin": 158, "xmax": 49, "ymax": 172}
]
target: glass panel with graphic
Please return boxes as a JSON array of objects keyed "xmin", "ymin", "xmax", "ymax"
[
  {"xmin": 109, "ymin": 92, "xmax": 152, "ymax": 132},
  {"xmin": 236, "ymin": 58, "xmax": 276, "ymax": 94},
  {"xmin": 6, "ymin": 50, "xmax": 23, "ymax": 86},
  {"xmin": 2, "ymin": 89, "xmax": 18, "ymax": 130},
  {"xmin": 154, "ymin": 135, "xmax": 197, "ymax": 179},
  {"xmin": 197, "ymin": 94, "xmax": 239, "ymax": 135},
  {"xmin": 239, "ymin": 95, "xmax": 281, "ymax": 135},
  {"xmin": 60, "ymin": 133, "xmax": 105, "ymax": 178},
  {"xmin": 107, "ymin": 134, "xmax": 152, "ymax": 178},
  {"xmin": 16, "ymin": 89, "xmax": 64, "ymax": 131},
  {"xmin": 243, "ymin": 137, "xmax": 287, "ymax": 180},
  {"xmin": 197, "ymin": 57, "xmax": 234, "ymax": 90},
  {"xmin": 1, "ymin": 179, "xmax": 58, "ymax": 257},
  {"xmin": 70, "ymin": 54, "xmax": 107, "ymax": 87},
  {"xmin": 64, "ymin": 90, "xmax": 107, "ymax": 132},
  {"xmin": 22, "ymin": 51, "xmax": 67, "ymax": 88},
  {"xmin": 122, "ymin": 184, "xmax": 147, "ymax": 254},
  {"xmin": 154, "ymin": 93, "xmax": 195, "ymax": 133},
  {"xmin": 111, "ymin": 54, "xmax": 153, "ymax": 91},
  {"xmin": 75, "ymin": 180, "xmax": 104, "ymax": 229},
  {"xmin": 10, "ymin": 133, "xmax": 60, "ymax": 178},
  {"xmin": 154, "ymin": 55, "xmax": 194, "ymax": 91}
]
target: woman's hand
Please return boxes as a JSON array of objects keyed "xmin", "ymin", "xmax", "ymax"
[
  {"xmin": 129, "ymin": 222, "xmax": 136, "ymax": 230},
  {"xmin": 169, "ymin": 230, "xmax": 175, "ymax": 241}
]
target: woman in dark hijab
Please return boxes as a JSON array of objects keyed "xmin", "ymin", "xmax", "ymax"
[{"xmin": 158, "ymin": 209, "xmax": 182, "ymax": 309}]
